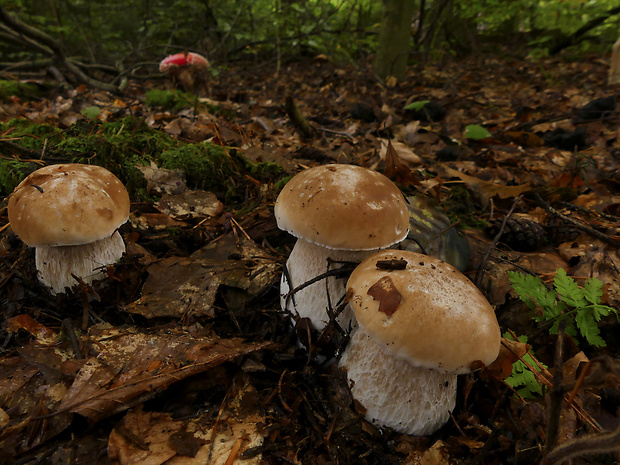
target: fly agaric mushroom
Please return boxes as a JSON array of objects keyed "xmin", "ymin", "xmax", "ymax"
[
  {"xmin": 339, "ymin": 250, "xmax": 500, "ymax": 435},
  {"xmin": 159, "ymin": 52, "xmax": 209, "ymax": 94},
  {"xmin": 8, "ymin": 164, "xmax": 130, "ymax": 294},
  {"xmin": 274, "ymin": 164, "xmax": 409, "ymax": 332}
]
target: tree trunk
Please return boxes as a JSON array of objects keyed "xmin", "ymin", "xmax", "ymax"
[{"xmin": 374, "ymin": 0, "xmax": 416, "ymax": 81}]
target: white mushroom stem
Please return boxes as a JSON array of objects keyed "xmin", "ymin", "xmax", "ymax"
[
  {"xmin": 280, "ymin": 238, "xmax": 382, "ymax": 331},
  {"xmin": 339, "ymin": 329, "xmax": 457, "ymax": 436},
  {"xmin": 35, "ymin": 231, "xmax": 126, "ymax": 295}
]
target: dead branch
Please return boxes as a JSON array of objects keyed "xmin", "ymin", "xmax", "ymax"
[
  {"xmin": 0, "ymin": 6, "xmax": 120, "ymax": 93},
  {"xmin": 541, "ymin": 422, "xmax": 620, "ymax": 465},
  {"xmin": 285, "ymin": 95, "xmax": 317, "ymax": 139}
]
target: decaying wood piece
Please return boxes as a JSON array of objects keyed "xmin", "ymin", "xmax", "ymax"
[{"xmin": 284, "ymin": 95, "xmax": 316, "ymax": 139}]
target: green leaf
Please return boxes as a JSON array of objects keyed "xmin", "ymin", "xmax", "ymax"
[
  {"xmin": 404, "ymin": 100, "xmax": 430, "ymax": 111},
  {"xmin": 554, "ymin": 269, "xmax": 586, "ymax": 308},
  {"xmin": 464, "ymin": 124, "xmax": 491, "ymax": 140},
  {"xmin": 575, "ymin": 309, "xmax": 606, "ymax": 347},
  {"xmin": 583, "ymin": 278, "xmax": 604, "ymax": 305},
  {"xmin": 503, "ymin": 333, "xmax": 546, "ymax": 399},
  {"xmin": 81, "ymin": 106, "xmax": 101, "ymax": 120},
  {"xmin": 507, "ymin": 271, "xmax": 557, "ymax": 315}
]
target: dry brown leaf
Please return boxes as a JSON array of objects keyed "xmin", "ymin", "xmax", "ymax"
[
  {"xmin": 5, "ymin": 314, "xmax": 57, "ymax": 345},
  {"xmin": 127, "ymin": 236, "xmax": 278, "ymax": 319},
  {"xmin": 482, "ymin": 337, "xmax": 530, "ymax": 381},
  {"xmin": 125, "ymin": 256, "xmax": 221, "ymax": 318},
  {"xmin": 137, "ymin": 163, "xmax": 187, "ymax": 195},
  {"xmin": 56, "ymin": 326, "xmax": 271, "ymax": 423},
  {"xmin": 156, "ymin": 190, "xmax": 224, "ymax": 219},
  {"xmin": 108, "ymin": 405, "xmax": 263, "ymax": 465},
  {"xmin": 367, "ymin": 276, "xmax": 402, "ymax": 317},
  {"xmin": 440, "ymin": 166, "xmax": 531, "ymax": 207}
]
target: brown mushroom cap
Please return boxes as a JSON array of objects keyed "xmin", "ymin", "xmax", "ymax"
[
  {"xmin": 346, "ymin": 250, "xmax": 500, "ymax": 374},
  {"xmin": 274, "ymin": 164, "xmax": 409, "ymax": 250},
  {"xmin": 8, "ymin": 164, "xmax": 130, "ymax": 247}
]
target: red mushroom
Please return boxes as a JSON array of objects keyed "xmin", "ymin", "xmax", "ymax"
[{"xmin": 159, "ymin": 52, "xmax": 209, "ymax": 94}]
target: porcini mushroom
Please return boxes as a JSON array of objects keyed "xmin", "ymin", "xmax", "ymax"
[
  {"xmin": 339, "ymin": 250, "xmax": 500, "ymax": 435},
  {"xmin": 159, "ymin": 52, "xmax": 209, "ymax": 94},
  {"xmin": 8, "ymin": 164, "xmax": 130, "ymax": 294},
  {"xmin": 274, "ymin": 164, "xmax": 409, "ymax": 332}
]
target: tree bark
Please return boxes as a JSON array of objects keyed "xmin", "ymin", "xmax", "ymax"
[{"xmin": 374, "ymin": 0, "xmax": 417, "ymax": 81}]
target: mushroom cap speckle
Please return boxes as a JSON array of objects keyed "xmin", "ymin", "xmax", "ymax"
[
  {"xmin": 346, "ymin": 250, "xmax": 500, "ymax": 374},
  {"xmin": 274, "ymin": 164, "xmax": 409, "ymax": 250},
  {"xmin": 8, "ymin": 164, "xmax": 130, "ymax": 247}
]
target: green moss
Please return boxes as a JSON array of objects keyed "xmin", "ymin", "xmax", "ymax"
[
  {"xmin": 158, "ymin": 143, "xmax": 241, "ymax": 198},
  {"xmin": 145, "ymin": 89, "xmax": 191, "ymax": 111},
  {"xmin": 0, "ymin": 80, "xmax": 46, "ymax": 102},
  {"xmin": 0, "ymin": 118, "xmax": 63, "ymax": 151},
  {"xmin": 0, "ymin": 115, "xmax": 286, "ymax": 203},
  {"xmin": 444, "ymin": 186, "xmax": 488, "ymax": 229},
  {"xmin": 144, "ymin": 89, "xmax": 226, "ymax": 115},
  {"xmin": 0, "ymin": 158, "xmax": 34, "ymax": 194}
]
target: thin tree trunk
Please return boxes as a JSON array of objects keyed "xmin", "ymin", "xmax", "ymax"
[{"xmin": 374, "ymin": 0, "xmax": 416, "ymax": 80}]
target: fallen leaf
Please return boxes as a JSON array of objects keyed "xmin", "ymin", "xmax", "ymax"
[
  {"xmin": 56, "ymin": 325, "xmax": 271, "ymax": 423},
  {"xmin": 367, "ymin": 276, "xmax": 402, "ymax": 317},
  {"xmin": 108, "ymin": 404, "xmax": 264, "ymax": 465},
  {"xmin": 483, "ymin": 337, "xmax": 530, "ymax": 381},
  {"xmin": 5, "ymin": 314, "xmax": 57, "ymax": 345},
  {"xmin": 440, "ymin": 166, "xmax": 530, "ymax": 207},
  {"xmin": 156, "ymin": 190, "xmax": 223, "ymax": 219}
]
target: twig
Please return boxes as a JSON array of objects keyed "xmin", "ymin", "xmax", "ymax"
[
  {"xmin": 534, "ymin": 193, "xmax": 620, "ymax": 248},
  {"xmin": 545, "ymin": 322, "xmax": 566, "ymax": 453},
  {"xmin": 475, "ymin": 195, "xmax": 522, "ymax": 287},
  {"xmin": 541, "ymin": 422, "xmax": 620, "ymax": 465},
  {"xmin": 283, "ymin": 265, "xmax": 357, "ymax": 299}
]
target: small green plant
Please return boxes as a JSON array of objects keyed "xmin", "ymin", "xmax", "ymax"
[
  {"xmin": 81, "ymin": 106, "xmax": 101, "ymax": 120},
  {"xmin": 504, "ymin": 333, "xmax": 546, "ymax": 399},
  {"xmin": 508, "ymin": 269, "xmax": 618, "ymax": 348},
  {"xmin": 403, "ymin": 100, "xmax": 430, "ymax": 111},
  {"xmin": 464, "ymin": 124, "xmax": 492, "ymax": 140}
]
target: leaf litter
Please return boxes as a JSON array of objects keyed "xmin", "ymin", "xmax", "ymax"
[{"xmin": 0, "ymin": 53, "xmax": 619, "ymax": 464}]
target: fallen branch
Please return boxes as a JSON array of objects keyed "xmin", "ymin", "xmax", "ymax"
[
  {"xmin": 0, "ymin": 6, "xmax": 120, "ymax": 93},
  {"xmin": 285, "ymin": 95, "xmax": 317, "ymax": 139}
]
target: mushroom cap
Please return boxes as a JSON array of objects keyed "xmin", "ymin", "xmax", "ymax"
[
  {"xmin": 159, "ymin": 52, "xmax": 209, "ymax": 72},
  {"xmin": 346, "ymin": 250, "xmax": 500, "ymax": 374},
  {"xmin": 274, "ymin": 164, "xmax": 409, "ymax": 250},
  {"xmin": 8, "ymin": 164, "xmax": 130, "ymax": 247}
]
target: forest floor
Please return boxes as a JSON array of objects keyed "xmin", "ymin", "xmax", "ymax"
[{"xmin": 0, "ymin": 52, "xmax": 619, "ymax": 465}]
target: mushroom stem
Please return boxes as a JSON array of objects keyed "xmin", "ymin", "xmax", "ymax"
[
  {"xmin": 36, "ymin": 231, "xmax": 125, "ymax": 294},
  {"xmin": 339, "ymin": 329, "xmax": 457, "ymax": 436},
  {"xmin": 280, "ymin": 238, "xmax": 381, "ymax": 331}
]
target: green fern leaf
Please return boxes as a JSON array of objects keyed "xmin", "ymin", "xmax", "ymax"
[
  {"xmin": 575, "ymin": 309, "xmax": 606, "ymax": 347},
  {"xmin": 555, "ymin": 269, "xmax": 586, "ymax": 308}
]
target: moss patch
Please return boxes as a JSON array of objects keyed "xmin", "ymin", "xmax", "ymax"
[
  {"xmin": 0, "ymin": 80, "xmax": 47, "ymax": 102},
  {"xmin": 0, "ymin": 116, "xmax": 285, "ymax": 203}
]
